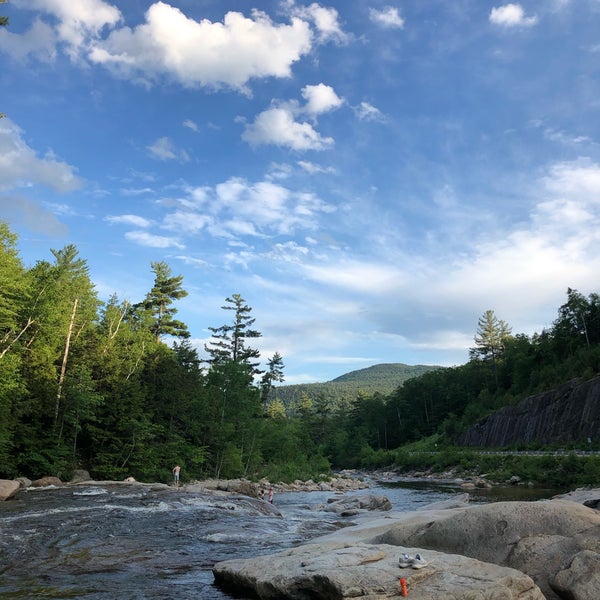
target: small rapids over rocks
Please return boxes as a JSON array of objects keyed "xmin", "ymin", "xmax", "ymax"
[{"xmin": 0, "ymin": 479, "xmax": 557, "ymax": 599}]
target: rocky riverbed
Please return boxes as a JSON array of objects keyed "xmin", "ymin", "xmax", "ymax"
[
  {"xmin": 2, "ymin": 472, "xmax": 599, "ymax": 599},
  {"xmin": 213, "ymin": 488, "xmax": 600, "ymax": 600}
]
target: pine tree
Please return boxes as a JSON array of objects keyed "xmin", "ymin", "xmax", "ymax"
[
  {"xmin": 260, "ymin": 352, "xmax": 285, "ymax": 410},
  {"xmin": 204, "ymin": 294, "xmax": 262, "ymax": 375},
  {"xmin": 469, "ymin": 309, "xmax": 512, "ymax": 386},
  {"xmin": 136, "ymin": 262, "xmax": 189, "ymax": 342}
]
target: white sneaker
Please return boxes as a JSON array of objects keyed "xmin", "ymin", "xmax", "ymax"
[
  {"xmin": 398, "ymin": 553, "xmax": 413, "ymax": 568},
  {"xmin": 411, "ymin": 554, "xmax": 428, "ymax": 569}
]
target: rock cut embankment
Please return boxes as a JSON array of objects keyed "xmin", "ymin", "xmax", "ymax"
[{"xmin": 456, "ymin": 375, "xmax": 600, "ymax": 447}]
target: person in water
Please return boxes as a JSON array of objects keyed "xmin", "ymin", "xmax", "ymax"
[{"xmin": 172, "ymin": 465, "xmax": 180, "ymax": 487}]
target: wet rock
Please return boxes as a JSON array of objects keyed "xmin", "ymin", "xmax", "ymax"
[
  {"xmin": 0, "ymin": 480, "xmax": 20, "ymax": 501},
  {"xmin": 31, "ymin": 476, "xmax": 63, "ymax": 487},
  {"xmin": 319, "ymin": 494, "xmax": 392, "ymax": 515},
  {"xmin": 213, "ymin": 541, "xmax": 544, "ymax": 599}
]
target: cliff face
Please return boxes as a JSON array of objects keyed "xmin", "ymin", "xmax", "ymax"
[{"xmin": 456, "ymin": 376, "xmax": 600, "ymax": 447}]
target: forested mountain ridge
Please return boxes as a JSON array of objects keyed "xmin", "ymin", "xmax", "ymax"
[{"xmin": 272, "ymin": 363, "xmax": 441, "ymax": 412}]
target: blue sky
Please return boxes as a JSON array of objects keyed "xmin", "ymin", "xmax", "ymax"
[{"xmin": 1, "ymin": 0, "xmax": 600, "ymax": 384}]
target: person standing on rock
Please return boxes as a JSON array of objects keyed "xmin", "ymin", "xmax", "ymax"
[
  {"xmin": 172, "ymin": 465, "xmax": 181, "ymax": 487},
  {"xmin": 268, "ymin": 487, "xmax": 274, "ymax": 504}
]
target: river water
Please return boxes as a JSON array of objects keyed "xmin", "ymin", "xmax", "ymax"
[{"xmin": 0, "ymin": 478, "xmax": 561, "ymax": 599}]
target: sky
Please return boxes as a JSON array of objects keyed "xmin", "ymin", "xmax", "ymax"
[{"xmin": 1, "ymin": 0, "xmax": 600, "ymax": 384}]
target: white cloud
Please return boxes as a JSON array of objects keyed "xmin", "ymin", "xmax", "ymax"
[
  {"xmin": 489, "ymin": 4, "xmax": 538, "ymax": 27},
  {"xmin": 243, "ymin": 83, "xmax": 342, "ymax": 150},
  {"xmin": 13, "ymin": 0, "xmax": 122, "ymax": 59},
  {"xmin": 105, "ymin": 214, "xmax": 152, "ymax": 227},
  {"xmin": 288, "ymin": 2, "xmax": 347, "ymax": 43},
  {"xmin": 0, "ymin": 18, "xmax": 57, "ymax": 62},
  {"xmin": 301, "ymin": 83, "xmax": 344, "ymax": 115},
  {"xmin": 0, "ymin": 194, "xmax": 68, "ymax": 236},
  {"xmin": 163, "ymin": 211, "xmax": 212, "ymax": 234},
  {"xmin": 88, "ymin": 3, "xmax": 312, "ymax": 91},
  {"xmin": 182, "ymin": 119, "xmax": 199, "ymax": 132},
  {"xmin": 281, "ymin": 159, "xmax": 600, "ymax": 359},
  {"xmin": 369, "ymin": 6, "xmax": 405, "ymax": 29},
  {"xmin": 354, "ymin": 101, "xmax": 385, "ymax": 121},
  {"xmin": 242, "ymin": 107, "xmax": 334, "ymax": 150},
  {"xmin": 124, "ymin": 230, "xmax": 184, "ymax": 249},
  {"xmin": 146, "ymin": 136, "xmax": 188, "ymax": 162},
  {"xmin": 0, "ymin": 119, "xmax": 82, "ymax": 192},
  {"xmin": 166, "ymin": 177, "xmax": 334, "ymax": 240},
  {"xmin": 297, "ymin": 160, "xmax": 336, "ymax": 174}
]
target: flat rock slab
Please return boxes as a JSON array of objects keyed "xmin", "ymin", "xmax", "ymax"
[{"xmin": 213, "ymin": 541, "xmax": 544, "ymax": 599}]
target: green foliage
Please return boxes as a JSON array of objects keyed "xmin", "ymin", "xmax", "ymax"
[
  {"xmin": 3, "ymin": 220, "xmax": 600, "ymax": 488},
  {"xmin": 134, "ymin": 261, "xmax": 189, "ymax": 341},
  {"xmin": 275, "ymin": 363, "xmax": 441, "ymax": 414}
]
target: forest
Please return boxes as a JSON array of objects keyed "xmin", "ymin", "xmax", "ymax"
[{"xmin": 2, "ymin": 219, "xmax": 600, "ymax": 484}]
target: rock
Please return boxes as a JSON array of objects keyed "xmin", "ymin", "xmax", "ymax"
[
  {"xmin": 372, "ymin": 499, "xmax": 600, "ymax": 600},
  {"xmin": 31, "ymin": 476, "xmax": 63, "ymax": 487},
  {"xmin": 553, "ymin": 487, "xmax": 600, "ymax": 509},
  {"xmin": 551, "ymin": 549, "xmax": 600, "ymax": 600},
  {"xmin": 70, "ymin": 469, "xmax": 92, "ymax": 483},
  {"xmin": 457, "ymin": 375, "xmax": 600, "ymax": 446},
  {"xmin": 318, "ymin": 494, "xmax": 392, "ymax": 515},
  {"xmin": 15, "ymin": 477, "xmax": 32, "ymax": 489},
  {"xmin": 0, "ymin": 480, "xmax": 20, "ymax": 501},
  {"xmin": 213, "ymin": 541, "xmax": 544, "ymax": 599}
]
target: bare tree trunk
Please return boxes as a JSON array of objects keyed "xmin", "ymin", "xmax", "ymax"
[
  {"xmin": 0, "ymin": 317, "xmax": 34, "ymax": 360},
  {"xmin": 55, "ymin": 297, "xmax": 78, "ymax": 428}
]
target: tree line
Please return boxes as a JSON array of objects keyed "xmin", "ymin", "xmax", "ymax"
[
  {"xmin": 2, "ymin": 219, "xmax": 600, "ymax": 482},
  {"xmin": 0, "ymin": 222, "xmax": 324, "ymax": 482}
]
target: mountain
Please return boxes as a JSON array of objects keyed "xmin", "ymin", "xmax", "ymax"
[{"xmin": 272, "ymin": 363, "xmax": 442, "ymax": 412}]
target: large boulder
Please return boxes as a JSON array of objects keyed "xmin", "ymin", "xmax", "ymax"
[
  {"xmin": 69, "ymin": 469, "xmax": 92, "ymax": 483},
  {"xmin": 551, "ymin": 549, "xmax": 600, "ymax": 600},
  {"xmin": 0, "ymin": 480, "xmax": 20, "ymax": 501},
  {"xmin": 213, "ymin": 541, "xmax": 544, "ymax": 599},
  {"xmin": 372, "ymin": 499, "xmax": 600, "ymax": 600}
]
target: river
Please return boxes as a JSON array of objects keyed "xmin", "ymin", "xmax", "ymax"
[{"xmin": 0, "ymin": 478, "xmax": 561, "ymax": 599}]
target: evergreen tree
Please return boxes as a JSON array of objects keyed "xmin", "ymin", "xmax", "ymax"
[
  {"xmin": 260, "ymin": 352, "xmax": 285, "ymax": 410},
  {"xmin": 136, "ymin": 262, "xmax": 189, "ymax": 342},
  {"xmin": 469, "ymin": 309, "xmax": 512, "ymax": 387},
  {"xmin": 204, "ymin": 294, "xmax": 262, "ymax": 375}
]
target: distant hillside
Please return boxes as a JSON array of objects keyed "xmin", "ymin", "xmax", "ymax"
[{"xmin": 272, "ymin": 363, "xmax": 442, "ymax": 413}]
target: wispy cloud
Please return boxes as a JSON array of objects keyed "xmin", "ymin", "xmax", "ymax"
[
  {"xmin": 0, "ymin": 120, "xmax": 82, "ymax": 192},
  {"xmin": 489, "ymin": 4, "xmax": 538, "ymax": 28},
  {"xmin": 147, "ymin": 137, "xmax": 189, "ymax": 162},
  {"xmin": 105, "ymin": 214, "xmax": 153, "ymax": 228},
  {"xmin": 369, "ymin": 7, "xmax": 405, "ymax": 29},
  {"xmin": 124, "ymin": 230, "xmax": 184, "ymax": 249}
]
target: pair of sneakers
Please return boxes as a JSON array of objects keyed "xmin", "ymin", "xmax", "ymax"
[{"xmin": 398, "ymin": 553, "xmax": 428, "ymax": 569}]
